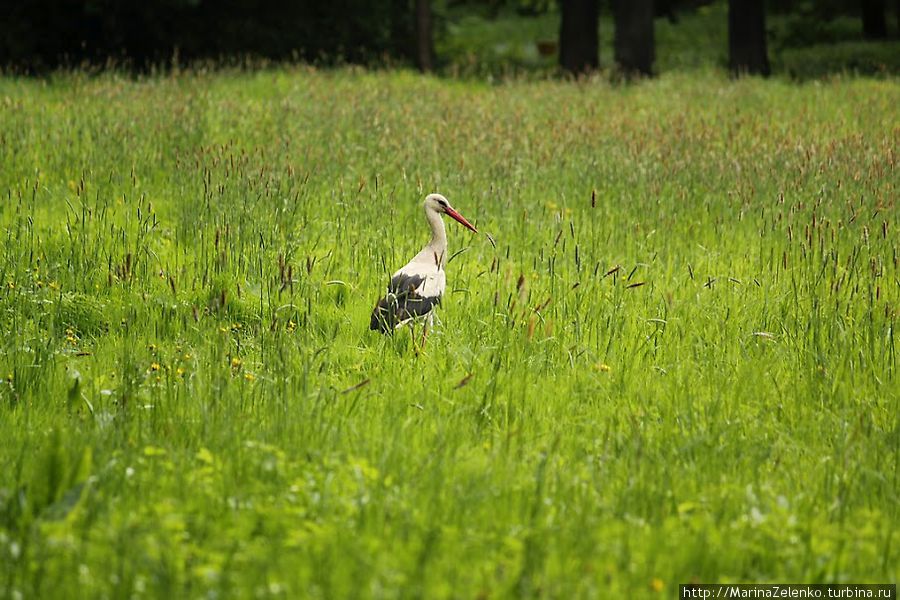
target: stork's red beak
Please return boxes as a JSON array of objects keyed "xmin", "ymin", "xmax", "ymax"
[{"xmin": 445, "ymin": 207, "xmax": 478, "ymax": 233}]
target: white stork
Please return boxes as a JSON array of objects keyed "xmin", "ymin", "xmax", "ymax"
[{"xmin": 370, "ymin": 193, "xmax": 478, "ymax": 341}]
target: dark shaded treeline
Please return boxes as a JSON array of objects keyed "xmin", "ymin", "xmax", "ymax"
[
  {"xmin": 1, "ymin": 0, "xmax": 897, "ymax": 74},
  {"xmin": 1, "ymin": 0, "xmax": 420, "ymax": 71}
]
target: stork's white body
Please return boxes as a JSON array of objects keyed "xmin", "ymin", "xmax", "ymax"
[{"xmin": 392, "ymin": 252, "xmax": 446, "ymax": 309}]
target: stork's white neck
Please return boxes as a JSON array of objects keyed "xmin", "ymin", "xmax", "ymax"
[{"xmin": 424, "ymin": 206, "xmax": 447, "ymax": 265}]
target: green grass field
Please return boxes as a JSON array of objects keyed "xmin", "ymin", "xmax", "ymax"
[{"xmin": 0, "ymin": 68, "xmax": 898, "ymax": 598}]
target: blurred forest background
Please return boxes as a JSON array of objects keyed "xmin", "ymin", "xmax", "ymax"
[{"xmin": 1, "ymin": 0, "xmax": 899, "ymax": 78}]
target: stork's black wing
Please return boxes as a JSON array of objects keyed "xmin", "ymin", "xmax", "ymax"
[{"xmin": 369, "ymin": 272, "xmax": 441, "ymax": 333}]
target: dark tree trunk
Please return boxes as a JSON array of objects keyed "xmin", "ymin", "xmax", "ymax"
[
  {"xmin": 862, "ymin": 0, "xmax": 888, "ymax": 39},
  {"xmin": 415, "ymin": 0, "xmax": 434, "ymax": 72},
  {"xmin": 559, "ymin": 0, "xmax": 599, "ymax": 74},
  {"xmin": 728, "ymin": 0, "xmax": 770, "ymax": 76},
  {"xmin": 614, "ymin": 0, "xmax": 655, "ymax": 76}
]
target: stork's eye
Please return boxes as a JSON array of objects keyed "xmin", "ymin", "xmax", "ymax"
[{"xmin": 438, "ymin": 199, "xmax": 448, "ymax": 208}]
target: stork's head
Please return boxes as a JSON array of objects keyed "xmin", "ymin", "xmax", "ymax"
[{"xmin": 424, "ymin": 193, "xmax": 478, "ymax": 233}]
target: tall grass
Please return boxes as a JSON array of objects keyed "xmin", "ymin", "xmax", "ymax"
[{"xmin": 0, "ymin": 68, "xmax": 897, "ymax": 598}]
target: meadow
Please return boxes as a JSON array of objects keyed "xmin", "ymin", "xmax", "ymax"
[{"xmin": 0, "ymin": 66, "xmax": 897, "ymax": 598}]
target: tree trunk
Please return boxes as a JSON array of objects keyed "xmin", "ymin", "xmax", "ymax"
[
  {"xmin": 559, "ymin": 0, "xmax": 599, "ymax": 74},
  {"xmin": 614, "ymin": 0, "xmax": 655, "ymax": 76},
  {"xmin": 728, "ymin": 0, "xmax": 769, "ymax": 76},
  {"xmin": 862, "ymin": 0, "xmax": 887, "ymax": 39},
  {"xmin": 415, "ymin": 0, "xmax": 434, "ymax": 72}
]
